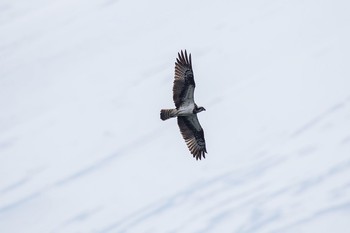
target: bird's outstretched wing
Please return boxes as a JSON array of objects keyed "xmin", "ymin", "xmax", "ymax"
[
  {"xmin": 177, "ymin": 115, "xmax": 207, "ymax": 160},
  {"xmin": 173, "ymin": 50, "xmax": 195, "ymax": 109}
]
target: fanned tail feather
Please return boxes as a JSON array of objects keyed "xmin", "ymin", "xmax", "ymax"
[{"xmin": 160, "ymin": 109, "xmax": 178, "ymax": 121}]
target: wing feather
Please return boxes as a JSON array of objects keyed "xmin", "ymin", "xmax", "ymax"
[
  {"xmin": 177, "ymin": 115, "xmax": 207, "ymax": 160},
  {"xmin": 173, "ymin": 50, "xmax": 195, "ymax": 108}
]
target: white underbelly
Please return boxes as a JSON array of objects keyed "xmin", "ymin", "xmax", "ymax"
[{"xmin": 178, "ymin": 103, "xmax": 194, "ymax": 115}]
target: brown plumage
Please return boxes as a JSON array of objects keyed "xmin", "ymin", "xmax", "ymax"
[
  {"xmin": 160, "ymin": 50, "xmax": 207, "ymax": 160},
  {"xmin": 160, "ymin": 109, "xmax": 178, "ymax": 121},
  {"xmin": 177, "ymin": 115, "xmax": 207, "ymax": 160},
  {"xmin": 173, "ymin": 50, "xmax": 195, "ymax": 108}
]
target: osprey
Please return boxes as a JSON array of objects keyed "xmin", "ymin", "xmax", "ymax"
[{"xmin": 160, "ymin": 50, "xmax": 207, "ymax": 160}]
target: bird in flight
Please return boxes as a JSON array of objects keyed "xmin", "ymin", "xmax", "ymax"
[{"xmin": 160, "ymin": 50, "xmax": 207, "ymax": 160}]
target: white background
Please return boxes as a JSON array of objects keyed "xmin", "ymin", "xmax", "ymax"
[{"xmin": 1, "ymin": 0, "xmax": 350, "ymax": 232}]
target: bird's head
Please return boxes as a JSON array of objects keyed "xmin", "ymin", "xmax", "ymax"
[{"xmin": 195, "ymin": 106, "xmax": 206, "ymax": 113}]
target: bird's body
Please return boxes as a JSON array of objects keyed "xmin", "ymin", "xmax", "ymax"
[
  {"xmin": 178, "ymin": 102, "xmax": 195, "ymax": 115},
  {"xmin": 160, "ymin": 50, "xmax": 207, "ymax": 160}
]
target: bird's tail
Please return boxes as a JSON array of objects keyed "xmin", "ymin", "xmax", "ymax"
[{"xmin": 160, "ymin": 109, "xmax": 178, "ymax": 121}]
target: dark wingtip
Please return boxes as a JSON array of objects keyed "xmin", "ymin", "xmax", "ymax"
[
  {"xmin": 192, "ymin": 151, "xmax": 206, "ymax": 161},
  {"xmin": 177, "ymin": 50, "xmax": 192, "ymax": 66}
]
